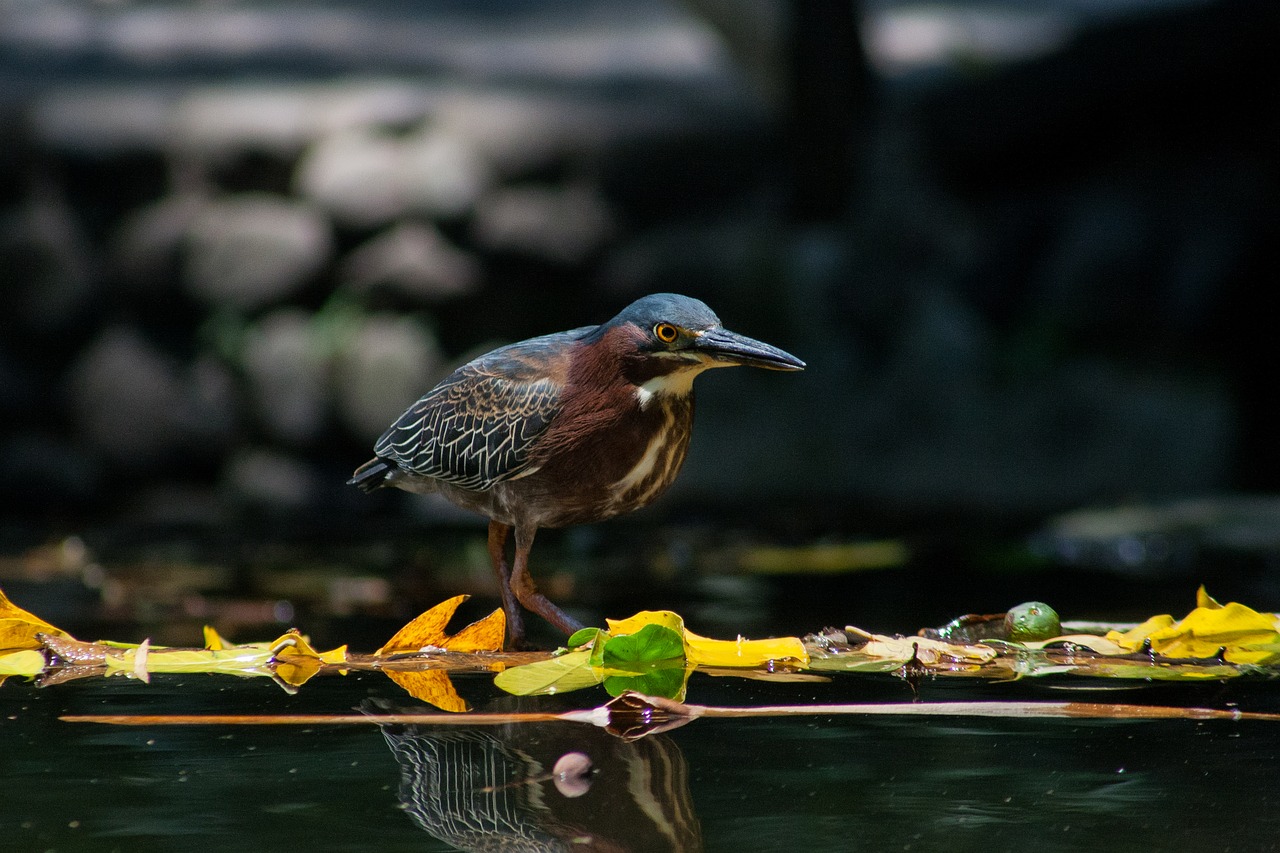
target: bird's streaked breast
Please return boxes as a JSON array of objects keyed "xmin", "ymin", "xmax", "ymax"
[{"xmin": 610, "ymin": 397, "xmax": 692, "ymax": 511}]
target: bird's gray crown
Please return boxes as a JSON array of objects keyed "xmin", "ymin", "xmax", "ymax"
[{"xmin": 607, "ymin": 293, "xmax": 721, "ymax": 332}]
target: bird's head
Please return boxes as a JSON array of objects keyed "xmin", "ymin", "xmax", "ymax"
[{"xmin": 599, "ymin": 293, "xmax": 804, "ymax": 399}]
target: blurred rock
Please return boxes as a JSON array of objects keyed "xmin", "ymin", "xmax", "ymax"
[
  {"xmin": 340, "ymin": 222, "xmax": 481, "ymax": 303},
  {"xmin": 295, "ymin": 124, "xmax": 493, "ymax": 228},
  {"xmin": 396, "ymin": 126, "xmax": 494, "ymax": 219},
  {"xmin": 472, "ymin": 182, "xmax": 615, "ymax": 264},
  {"xmin": 171, "ymin": 81, "xmax": 434, "ymax": 162},
  {"xmin": 29, "ymin": 88, "xmax": 174, "ymax": 155},
  {"xmin": 182, "ymin": 193, "xmax": 331, "ymax": 311},
  {"xmin": 111, "ymin": 190, "xmax": 207, "ymax": 295},
  {"xmin": 1034, "ymin": 495, "xmax": 1280, "ymax": 575},
  {"xmin": 222, "ymin": 447, "xmax": 326, "ymax": 513},
  {"xmin": 240, "ymin": 309, "xmax": 330, "ymax": 445},
  {"xmin": 64, "ymin": 326, "xmax": 237, "ymax": 471},
  {"xmin": 434, "ymin": 91, "xmax": 597, "ymax": 178},
  {"xmin": 293, "ymin": 127, "xmax": 407, "ymax": 228},
  {"xmin": 333, "ymin": 313, "xmax": 444, "ymax": 443},
  {"xmin": 0, "ymin": 181, "xmax": 97, "ymax": 337}
]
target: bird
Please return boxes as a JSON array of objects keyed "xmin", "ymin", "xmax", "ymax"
[{"xmin": 349, "ymin": 293, "xmax": 805, "ymax": 647}]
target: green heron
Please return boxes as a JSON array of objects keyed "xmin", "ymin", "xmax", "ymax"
[{"xmin": 350, "ymin": 293, "xmax": 804, "ymax": 646}]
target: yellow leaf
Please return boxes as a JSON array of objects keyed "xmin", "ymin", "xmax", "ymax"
[
  {"xmin": 1149, "ymin": 602, "xmax": 1280, "ymax": 664},
  {"xmin": 383, "ymin": 670, "xmax": 469, "ymax": 712},
  {"xmin": 0, "ymin": 649, "xmax": 47, "ymax": 678},
  {"xmin": 0, "ymin": 588, "xmax": 72, "ymax": 651},
  {"xmin": 683, "ymin": 630, "xmax": 809, "ymax": 668},
  {"xmin": 606, "ymin": 610, "xmax": 683, "ymax": 636},
  {"xmin": 1107, "ymin": 614, "xmax": 1177, "ymax": 649},
  {"xmin": 1105, "ymin": 598, "xmax": 1280, "ymax": 665},
  {"xmin": 1196, "ymin": 585, "xmax": 1223, "ymax": 609},
  {"xmin": 606, "ymin": 610, "xmax": 809, "ymax": 668},
  {"xmin": 271, "ymin": 630, "xmax": 326, "ymax": 687},
  {"xmin": 203, "ymin": 625, "xmax": 231, "ymax": 650},
  {"xmin": 434, "ymin": 608, "xmax": 505, "ymax": 653},
  {"xmin": 377, "ymin": 596, "xmax": 504, "ymax": 655}
]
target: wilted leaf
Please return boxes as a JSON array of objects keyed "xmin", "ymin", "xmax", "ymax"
[
  {"xmin": 0, "ymin": 649, "xmax": 46, "ymax": 678},
  {"xmin": 492, "ymin": 650, "xmax": 603, "ymax": 696},
  {"xmin": 0, "ymin": 589, "xmax": 72, "ymax": 651},
  {"xmin": 1106, "ymin": 595, "xmax": 1280, "ymax": 665},
  {"xmin": 378, "ymin": 596, "xmax": 504, "ymax": 655}
]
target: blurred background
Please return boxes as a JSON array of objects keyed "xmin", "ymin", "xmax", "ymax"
[{"xmin": 2, "ymin": 0, "xmax": 1278, "ymax": 645}]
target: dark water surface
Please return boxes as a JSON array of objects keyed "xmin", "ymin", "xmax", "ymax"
[{"xmin": 4, "ymin": 667, "xmax": 1279, "ymax": 853}]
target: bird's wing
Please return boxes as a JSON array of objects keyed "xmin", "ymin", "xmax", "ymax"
[{"xmin": 373, "ymin": 329, "xmax": 587, "ymax": 491}]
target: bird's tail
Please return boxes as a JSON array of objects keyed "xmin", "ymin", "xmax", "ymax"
[{"xmin": 348, "ymin": 458, "xmax": 392, "ymax": 493}]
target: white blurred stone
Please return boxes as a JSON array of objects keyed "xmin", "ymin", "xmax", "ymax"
[
  {"xmin": 294, "ymin": 127, "xmax": 406, "ymax": 228},
  {"xmin": 472, "ymin": 182, "xmax": 615, "ymax": 264},
  {"xmin": 398, "ymin": 127, "xmax": 493, "ymax": 219},
  {"xmin": 333, "ymin": 313, "xmax": 444, "ymax": 442},
  {"xmin": 171, "ymin": 81, "xmax": 434, "ymax": 160},
  {"xmin": 182, "ymin": 193, "xmax": 331, "ymax": 311},
  {"xmin": 295, "ymin": 124, "xmax": 492, "ymax": 227},
  {"xmin": 340, "ymin": 222, "xmax": 480, "ymax": 302},
  {"xmin": 433, "ymin": 91, "xmax": 586, "ymax": 178}
]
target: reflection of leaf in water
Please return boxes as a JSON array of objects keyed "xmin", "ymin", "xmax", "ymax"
[
  {"xmin": 603, "ymin": 663, "xmax": 689, "ymax": 700},
  {"xmin": 384, "ymin": 670, "xmax": 469, "ymax": 712}
]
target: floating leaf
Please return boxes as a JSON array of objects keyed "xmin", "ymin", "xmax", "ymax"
[
  {"xmin": 567, "ymin": 627, "xmax": 606, "ymax": 649},
  {"xmin": 0, "ymin": 589, "xmax": 72, "ymax": 651},
  {"xmin": 492, "ymin": 649, "xmax": 603, "ymax": 696},
  {"xmin": 602, "ymin": 624, "xmax": 684, "ymax": 668},
  {"xmin": 607, "ymin": 610, "xmax": 809, "ymax": 668},
  {"xmin": 1106, "ymin": 594, "xmax": 1280, "ymax": 665},
  {"xmin": 0, "ymin": 649, "xmax": 46, "ymax": 679},
  {"xmin": 598, "ymin": 624, "xmax": 689, "ymax": 700},
  {"xmin": 377, "ymin": 595, "xmax": 504, "ymax": 655}
]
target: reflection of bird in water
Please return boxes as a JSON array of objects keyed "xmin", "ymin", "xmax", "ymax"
[{"xmin": 369, "ymin": 701, "xmax": 702, "ymax": 852}]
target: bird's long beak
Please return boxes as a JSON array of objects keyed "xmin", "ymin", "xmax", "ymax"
[{"xmin": 694, "ymin": 327, "xmax": 806, "ymax": 371}]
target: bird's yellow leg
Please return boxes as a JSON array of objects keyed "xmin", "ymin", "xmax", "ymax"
[{"xmin": 486, "ymin": 520, "xmax": 525, "ymax": 648}]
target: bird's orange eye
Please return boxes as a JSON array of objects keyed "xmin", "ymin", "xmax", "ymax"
[{"xmin": 653, "ymin": 323, "xmax": 678, "ymax": 343}]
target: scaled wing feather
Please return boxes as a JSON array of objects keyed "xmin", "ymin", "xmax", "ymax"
[{"xmin": 373, "ymin": 332, "xmax": 579, "ymax": 490}]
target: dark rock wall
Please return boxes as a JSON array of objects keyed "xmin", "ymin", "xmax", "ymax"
[{"xmin": 1, "ymin": 0, "xmax": 1275, "ymax": 536}]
